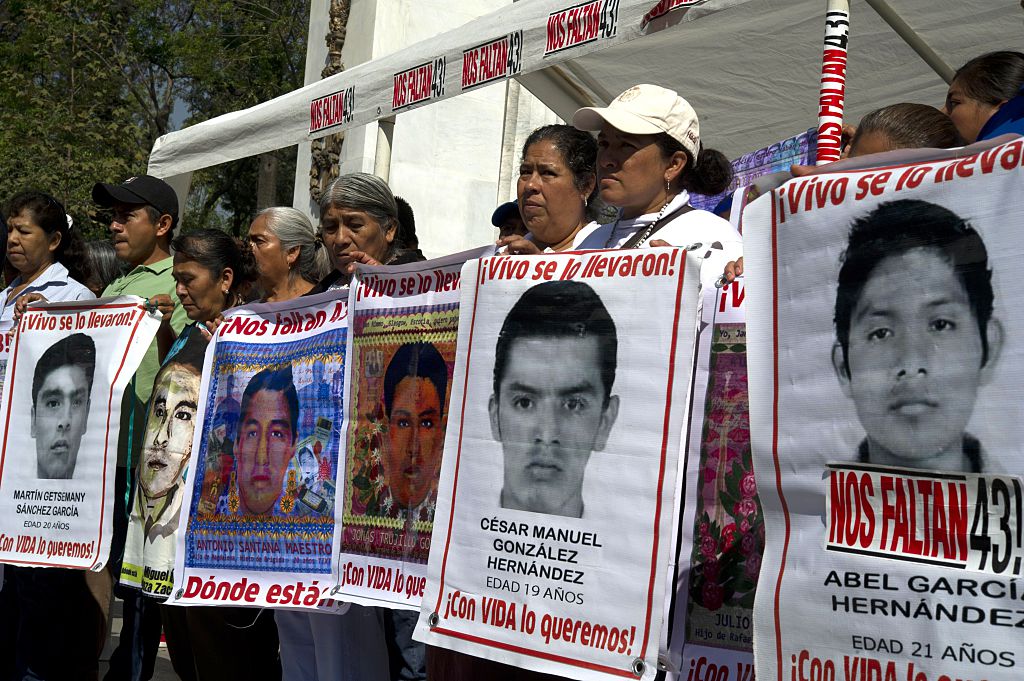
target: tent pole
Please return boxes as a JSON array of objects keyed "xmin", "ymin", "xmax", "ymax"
[
  {"xmin": 374, "ymin": 117, "xmax": 396, "ymax": 182},
  {"xmin": 863, "ymin": 0, "xmax": 955, "ymax": 83}
]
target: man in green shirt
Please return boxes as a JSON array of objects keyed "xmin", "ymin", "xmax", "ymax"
[{"xmin": 93, "ymin": 174, "xmax": 188, "ymax": 680}]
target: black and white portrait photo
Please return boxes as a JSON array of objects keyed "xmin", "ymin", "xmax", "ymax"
[{"xmin": 31, "ymin": 333, "xmax": 96, "ymax": 479}]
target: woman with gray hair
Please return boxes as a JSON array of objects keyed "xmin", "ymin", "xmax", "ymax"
[
  {"xmin": 248, "ymin": 206, "xmax": 330, "ymax": 301},
  {"xmin": 312, "ymin": 172, "xmax": 408, "ymax": 292}
]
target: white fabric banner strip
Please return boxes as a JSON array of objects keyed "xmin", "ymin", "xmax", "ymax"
[
  {"xmin": 170, "ymin": 290, "xmax": 349, "ymax": 609},
  {"xmin": 746, "ymin": 138, "xmax": 1024, "ymax": 681},
  {"xmin": 330, "ymin": 246, "xmax": 493, "ymax": 610},
  {"xmin": 0, "ymin": 296, "xmax": 159, "ymax": 570},
  {"xmin": 416, "ymin": 248, "xmax": 702, "ymax": 680}
]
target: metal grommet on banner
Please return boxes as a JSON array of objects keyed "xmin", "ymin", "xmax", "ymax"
[
  {"xmin": 331, "ymin": 585, "xmax": 341, "ymax": 595},
  {"xmin": 428, "ymin": 612, "xmax": 439, "ymax": 627},
  {"xmin": 631, "ymin": 658, "xmax": 645, "ymax": 678},
  {"xmin": 175, "ymin": 588, "xmax": 184, "ymax": 600}
]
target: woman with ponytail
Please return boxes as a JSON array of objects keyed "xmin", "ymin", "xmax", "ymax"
[
  {"xmin": 572, "ymin": 84, "xmax": 742, "ymax": 287},
  {"xmin": 0, "ymin": 190, "xmax": 93, "ymax": 327},
  {"xmin": 248, "ymin": 206, "xmax": 331, "ymax": 302}
]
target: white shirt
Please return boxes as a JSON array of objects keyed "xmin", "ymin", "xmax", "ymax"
[
  {"xmin": 0, "ymin": 262, "xmax": 95, "ymax": 326},
  {"xmin": 572, "ymin": 191, "xmax": 742, "ymax": 290}
]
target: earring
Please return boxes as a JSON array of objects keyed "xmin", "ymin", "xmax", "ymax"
[{"xmin": 665, "ymin": 179, "xmax": 670, "ymax": 194}]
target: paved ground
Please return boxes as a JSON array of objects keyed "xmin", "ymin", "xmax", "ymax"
[{"xmin": 98, "ymin": 597, "xmax": 179, "ymax": 681}]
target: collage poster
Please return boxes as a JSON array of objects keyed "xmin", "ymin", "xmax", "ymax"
[
  {"xmin": 416, "ymin": 248, "xmax": 702, "ymax": 680},
  {"xmin": 667, "ymin": 281, "xmax": 758, "ymax": 681},
  {"xmin": 746, "ymin": 138, "xmax": 1024, "ymax": 681},
  {"xmin": 333, "ymin": 247, "xmax": 492, "ymax": 609},
  {"xmin": 0, "ymin": 296, "xmax": 159, "ymax": 570},
  {"xmin": 171, "ymin": 290, "xmax": 349, "ymax": 609}
]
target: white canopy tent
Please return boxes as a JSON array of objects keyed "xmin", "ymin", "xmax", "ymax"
[{"xmin": 147, "ymin": 0, "xmax": 1021, "ymax": 251}]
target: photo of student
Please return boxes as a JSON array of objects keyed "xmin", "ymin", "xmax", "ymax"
[
  {"xmin": 379, "ymin": 341, "xmax": 448, "ymax": 519},
  {"xmin": 490, "ymin": 280, "xmax": 620, "ymax": 518},
  {"xmin": 234, "ymin": 364, "xmax": 299, "ymax": 515},
  {"xmin": 31, "ymin": 333, "xmax": 96, "ymax": 479},
  {"xmin": 831, "ymin": 199, "xmax": 1002, "ymax": 473}
]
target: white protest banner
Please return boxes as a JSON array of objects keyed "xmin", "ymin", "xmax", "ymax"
[
  {"xmin": 0, "ymin": 296, "xmax": 159, "ymax": 570},
  {"xmin": 331, "ymin": 247, "xmax": 492, "ymax": 609},
  {"xmin": 170, "ymin": 290, "xmax": 348, "ymax": 608},
  {"xmin": 667, "ymin": 280, "xmax": 758, "ymax": 681},
  {"xmin": 746, "ymin": 138, "xmax": 1024, "ymax": 681},
  {"xmin": 416, "ymin": 248, "xmax": 701, "ymax": 680}
]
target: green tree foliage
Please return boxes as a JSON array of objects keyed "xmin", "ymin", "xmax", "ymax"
[{"xmin": 0, "ymin": 0, "xmax": 309, "ymax": 240}]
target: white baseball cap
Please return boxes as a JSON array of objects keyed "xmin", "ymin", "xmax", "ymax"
[{"xmin": 573, "ymin": 84, "xmax": 701, "ymax": 161}]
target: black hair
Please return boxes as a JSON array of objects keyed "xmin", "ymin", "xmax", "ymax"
[
  {"xmin": 382, "ymin": 342, "xmax": 448, "ymax": 418},
  {"xmin": 238, "ymin": 365, "xmax": 298, "ymax": 444},
  {"xmin": 851, "ymin": 103, "xmax": 963, "ymax": 153},
  {"xmin": 172, "ymin": 229, "xmax": 259, "ymax": 298},
  {"xmin": 32, "ymin": 334, "xmax": 96, "ymax": 405},
  {"xmin": 655, "ymin": 135, "xmax": 733, "ymax": 196},
  {"xmin": 7, "ymin": 191, "xmax": 91, "ymax": 285},
  {"xmin": 493, "ymin": 281, "xmax": 617, "ymax": 401},
  {"xmin": 523, "ymin": 125, "xmax": 601, "ymax": 220},
  {"xmin": 953, "ymin": 51, "xmax": 1024, "ymax": 106},
  {"xmin": 393, "ymin": 196, "xmax": 418, "ymax": 250},
  {"xmin": 142, "ymin": 205, "xmax": 178, "ymax": 236},
  {"xmin": 834, "ymin": 199, "xmax": 993, "ymax": 375}
]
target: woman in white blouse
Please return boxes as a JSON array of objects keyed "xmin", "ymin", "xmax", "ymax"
[{"xmin": 1, "ymin": 191, "xmax": 93, "ymax": 327}]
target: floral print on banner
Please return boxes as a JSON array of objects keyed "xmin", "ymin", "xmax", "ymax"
[{"xmin": 686, "ymin": 323, "xmax": 763, "ymax": 651}]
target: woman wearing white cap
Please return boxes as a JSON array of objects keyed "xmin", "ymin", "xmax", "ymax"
[{"xmin": 572, "ymin": 84, "xmax": 741, "ymax": 287}]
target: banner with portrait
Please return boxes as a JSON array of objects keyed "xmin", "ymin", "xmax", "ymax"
[
  {"xmin": 745, "ymin": 139, "xmax": 1024, "ymax": 681},
  {"xmin": 170, "ymin": 291, "xmax": 349, "ymax": 609},
  {"xmin": 666, "ymin": 281, "xmax": 758, "ymax": 681},
  {"xmin": 121, "ymin": 325, "xmax": 211, "ymax": 598},
  {"xmin": 332, "ymin": 247, "xmax": 492, "ymax": 609},
  {"xmin": 0, "ymin": 296, "xmax": 160, "ymax": 570},
  {"xmin": 415, "ymin": 249, "xmax": 702, "ymax": 680}
]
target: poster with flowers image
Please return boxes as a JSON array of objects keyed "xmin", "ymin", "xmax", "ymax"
[{"xmin": 667, "ymin": 280, "xmax": 760, "ymax": 680}]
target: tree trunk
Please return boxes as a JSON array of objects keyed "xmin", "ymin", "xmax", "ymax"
[{"xmin": 256, "ymin": 152, "xmax": 279, "ymax": 211}]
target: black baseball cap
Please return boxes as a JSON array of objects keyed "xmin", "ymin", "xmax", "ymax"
[
  {"xmin": 491, "ymin": 201, "xmax": 521, "ymax": 227},
  {"xmin": 92, "ymin": 175, "xmax": 179, "ymax": 218}
]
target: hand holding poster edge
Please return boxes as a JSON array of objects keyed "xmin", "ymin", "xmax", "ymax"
[
  {"xmin": 0, "ymin": 295, "xmax": 160, "ymax": 571},
  {"xmin": 415, "ymin": 248, "xmax": 704, "ymax": 681}
]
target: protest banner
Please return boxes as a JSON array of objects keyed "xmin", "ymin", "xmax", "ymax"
[
  {"xmin": 121, "ymin": 325, "xmax": 210, "ymax": 598},
  {"xmin": 666, "ymin": 281, "xmax": 758, "ymax": 681},
  {"xmin": 170, "ymin": 291, "xmax": 348, "ymax": 608},
  {"xmin": 815, "ymin": 0, "xmax": 849, "ymax": 165},
  {"xmin": 331, "ymin": 247, "xmax": 492, "ymax": 609},
  {"xmin": 0, "ymin": 296, "xmax": 160, "ymax": 570},
  {"xmin": 416, "ymin": 248, "xmax": 702, "ymax": 680},
  {"xmin": 745, "ymin": 138, "xmax": 1024, "ymax": 681}
]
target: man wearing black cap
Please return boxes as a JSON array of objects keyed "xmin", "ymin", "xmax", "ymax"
[
  {"xmin": 491, "ymin": 200, "xmax": 528, "ymax": 240},
  {"xmin": 92, "ymin": 174, "xmax": 188, "ymax": 681}
]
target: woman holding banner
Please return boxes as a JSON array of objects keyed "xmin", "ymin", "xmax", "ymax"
[
  {"xmin": 571, "ymin": 84, "xmax": 741, "ymax": 287},
  {"xmin": 0, "ymin": 191, "xmax": 93, "ymax": 327},
  {"xmin": 499, "ymin": 124, "xmax": 598, "ymax": 255},
  {"xmin": 249, "ymin": 197, "xmax": 391, "ymax": 681},
  {"xmin": 139, "ymin": 229, "xmax": 285, "ymax": 681},
  {"xmin": 249, "ymin": 206, "xmax": 330, "ymax": 303}
]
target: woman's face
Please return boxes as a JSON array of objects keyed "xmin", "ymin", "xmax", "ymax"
[
  {"xmin": 597, "ymin": 124, "xmax": 681, "ymax": 219},
  {"xmin": 173, "ymin": 254, "xmax": 228, "ymax": 323},
  {"xmin": 943, "ymin": 78, "xmax": 1001, "ymax": 143},
  {"xmin": 517, "ymin": 140, "xmax": 592, "ymax": 246},
  {"xmin": 320, "ymin": 205, "xmax": 395, "ymax": 271},
  {"xmin": 7, "ymin": 210, "xmax": 59, "ymax": 276},
  {"xmin": 248, "ymin": 214, "xmax": 294, "ymax": 290}
]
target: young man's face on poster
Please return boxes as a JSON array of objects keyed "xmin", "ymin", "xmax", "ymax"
[
  {"xmin": 384, "ymin": 375, "xmax": 443, "ymax": 508},
  {"xmin": 32, "ymin": 365, "xmax": 91, "ymax": 479},
  {"xmin": 141, "ymin": 364, "xmax": 200, "ymax": 498},
  {"xmin": 491, "ymin": 335, "xmax": 618, "ymax": 517},
  {"xmin": 236, "ymin": 388, "xmax": 295, "ymax": 514},
  {"xmin": 833, "ymin": 247, "xmax": 1000, "ymax": 463}
]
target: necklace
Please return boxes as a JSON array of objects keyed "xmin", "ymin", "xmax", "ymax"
[{"xmin": 604, "ymin": 198, "xmax": 674, "ymax": 249}]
